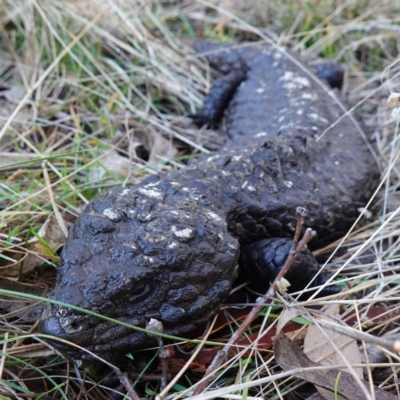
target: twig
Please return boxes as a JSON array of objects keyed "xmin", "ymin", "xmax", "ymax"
[
  {"xmin": 158, "ymin": 342, "xmax": 170, "ymax": 395},
  {"xmin": 192, "ymin": 208, "xmax": 315, "ymax": 395},
  {"xmin": 146, "ymin": 318, "xmax": 170, "ymax": 398},
  {"xmin": 111, "ymin": 366, "xmax": 140, "ymax": 400}
]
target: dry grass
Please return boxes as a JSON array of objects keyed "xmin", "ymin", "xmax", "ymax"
[{"xmin": 0, "ymin": 0, "xmax": 400, "ymax": 399}]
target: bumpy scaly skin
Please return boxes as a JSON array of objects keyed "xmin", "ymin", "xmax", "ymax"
[{"xmin": 40, "ymin": 41, "xmax": 378, "ymax": 362}]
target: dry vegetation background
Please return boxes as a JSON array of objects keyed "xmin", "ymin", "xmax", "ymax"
[{"xmin": 0, "ymin": 0, "xmax": 400, "ymax": 399}]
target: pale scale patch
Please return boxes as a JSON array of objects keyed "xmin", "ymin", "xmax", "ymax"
[
  {"xmin": 283, "ymin": 82, "xmax": 298, "ymax": 90},
  {"xmin": 103, "ymin": 208, "xmax": 119, "ymax": 220},
  {"xmin": 207, "ymin": 211, "xmax": 222, "ymax": 222},
  {"xmin": 144, "ymin": 181, "xmax": 160, "ymax": 188},
  {"xmin": 171, "ymin": 226, "xmax": 193, "ymax": 239},
  {"xmin": 293, "ymin": 76, "xmax": 310, "ymax": 87},
  {"xmin": 138, "ymin": 187, "xmax": 163, "ymax": 199},
  {"xmin": 279, "ymin": 71, "xmax": 294, "ymax": 81},
  {"xmin": 284, "ymin": 181, "xmax": 293, "ymax": 188},
  {"xmin": 302, "ymin": 92, "xmax": 317, "ymax": 100},
  {"xmin": 279, "ymin": 71, "xmax": 311, "ymax": 89}
]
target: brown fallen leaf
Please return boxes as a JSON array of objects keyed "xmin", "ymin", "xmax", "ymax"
[
  {"xmin": 304, "ymin": 304, "xmax": 362, "ymax": 400},
  {"xmin": 172, "ymin": 319, "xmax": 305, "ymax": 370},
  {"xmin": 0, "ymin": 277, "xmax": 49, "ymax": 321},
  {"xmin": 131, "ymin": 125, "xmax": 178, "ymax": 164},
  {"xmin": 90, "ymin": 125, "xmax": 178, "ymax": 182},
  {"xmin": 0, "ymin": 213, "xmax": 67, "ymax": 276},
  {"xmin": 5, "ymin": 343, "xmax": 55, "ymax": 358},
  {"xmin": 360, "ymin": 328, "xmax": 400, "ymax": 379},
  {"xmin": 88, "ymin": 150, "xmax": 132, "ymax": 182},
  {"xmin": 168, "ymin": 302, "xmax": 400, "ymax": 372},
  {"xmin": 274, "ymin": 331, "xmax": 397, "ymax": 400}
]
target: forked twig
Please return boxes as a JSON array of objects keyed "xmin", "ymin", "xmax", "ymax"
[
  {"xmin": 112, "ymin": 366, "xmax": 140, "ymax": 400},
  {"xmin": 192, "ymin": 207, "xmax": 315, "ymax": 395}
]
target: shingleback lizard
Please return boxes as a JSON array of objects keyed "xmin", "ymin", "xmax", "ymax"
[{"xmin": 39, "ymin": 41, "xmax": 379, "ymax": 362}]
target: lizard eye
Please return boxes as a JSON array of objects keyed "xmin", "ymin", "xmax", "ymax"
[{"xmin": 130, "ymin": 283, "xmax": 151, "ymax": 301}]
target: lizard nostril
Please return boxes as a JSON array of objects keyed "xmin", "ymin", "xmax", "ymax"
[{"xmin": 69, "ymin": 321, "xmax": 82, "ymax": 332}]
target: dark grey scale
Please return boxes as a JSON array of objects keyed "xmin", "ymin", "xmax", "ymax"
[
  {"xmin": 189, "ymin": 69, "xmax": 247, "ymax": 128},
  {"xmin": 39, "ymin": 40, "xmax": 379, "ymax": 363},
  {"xmin": 312, "ymin": 62, "xmax": 344, "ymax": 89},
  {"xmin": 240, "ymin": 238, "xmax": 340, "ymax": 296}
]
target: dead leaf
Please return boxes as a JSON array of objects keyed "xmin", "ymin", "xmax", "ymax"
[
  {"xmin": 88, "ymin": 150, "xmax": 131, "ymax": 182},
  {"xmin": 1, "ymin": 84, "xmax": 26, "ymax": 103},
  {"xmin": 0, "ymin": 214, "xmax": 68, "ymax": 276},
  {"xmin": 0, "ymin": 96, "xmax": 33, "ymax": 133},
  {"xmin": 5, "ymin": 343, "xmax": 55, "ymax": 358},
  {"xmin": 173, "ymin": 306, "xmax": 308, "ymax": 369},
  {"xmin": 274, "ymin": 332, "xmax": 397, "ymax": 400},
  {"xmin": 304, "ymin": 304, "xmax": 362, "ymax": 400},
  {"xmin": 277, "ymin": 307, "xmax": 305, "ymax": 334},
  {"xmin": 174, "ymin": 305, "xmax": 400, "ymax": 371},
  {"xmin": 133, "ymin": 126, "xmax": 178, "ymax": 164},
  {"xmin": 360, "ymin": 329, "xmax": 400, "ymax": 378},
  {"xmin": 89, "ymin": 124, "xmax": 178, "ymax": 182},
  {"xmin": 0, "ymin": 277, "xmax": 49, "ymax": 322}
]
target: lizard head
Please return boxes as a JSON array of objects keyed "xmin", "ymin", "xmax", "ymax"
[{"xmin": 39, "ymin": 185, "xmax": 240, "ymax": 362}]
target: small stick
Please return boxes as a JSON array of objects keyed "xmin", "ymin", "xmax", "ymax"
[
  {"xmin": 146, "ymin": 318, "xmax": 170, "ymax": 397},
  {"xmin": 193, "ymin": 208, "xmax": 315, "ymax": 395},
  {"xmin": 293, "ymin": 206, "xmax": 307, "ymax": 248},
  {"xmin": 128, "ymin": 372, "xmax": 171, "ymax": 381},
  {"xmin": 112, "ymin": 366, "xmax": 140, "ymax": 400},
  {"xmin": 158, "ymin": 341, "xmax": 170, "ymax": 394}
]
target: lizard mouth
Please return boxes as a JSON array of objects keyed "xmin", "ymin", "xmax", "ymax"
[
  {"xmin": 39, "ymin": 319, "xmax": 80, "ymax": 357},
  {"xmin": 39, "ymin": 304, "xmax": 153, "ymax": 361},
  {"xmin": 39, "ymin": 305, "xmax": 95, "ymax": 357}
]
